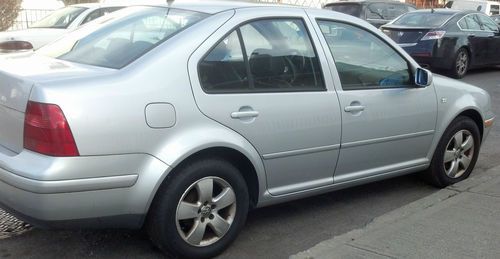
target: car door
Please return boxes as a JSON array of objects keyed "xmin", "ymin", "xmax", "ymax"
[
  {"xmin": 312, "ymin": 18, "xmax": 437, "ymax": 183},
  {"xmin": 459, "ymin": 14, "xmax": 491, "ymax": 66},
  {"xmin": 188, "ymin": 8, "xmax": 342, "ymax": 195},
  {"xmin": 477, "ymin": 13, "xmax": 500, "ymax": 64}
]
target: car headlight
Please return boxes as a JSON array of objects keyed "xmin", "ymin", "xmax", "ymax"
[{"xmin": 0, "ymin": 41, "xmax": 34, "ymax": 52}]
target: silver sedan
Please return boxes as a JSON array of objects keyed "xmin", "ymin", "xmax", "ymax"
[{"xmin": 0, "ymin": 1, "xmax": 494, "ymax": 258}]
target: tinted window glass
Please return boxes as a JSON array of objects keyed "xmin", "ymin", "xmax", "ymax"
[
  {"xmin": 199, "ymin": 31, "xmax": 249, "ymax": 92},
  {"xmin": 478, "ymin": 14, "xmax": 498, "ymax": 31},
  {"xmin": 199, "ymin": 19, "xmax": 324, "ymax": 93},
  {"xmin": 318, "ymin": 20, "xmax": 411, "ymax": 90},
  {"xmin": 30, "ymin": 6, "xmax": 87, "ymax": 29},
  {"xmin": 367, "ymin": 3, "xmax": 389, "ymax": 19},
  {"xmin": 393, "ymin": 12, "xmax": 453, "ymax": 27},
  {"xmin": 325, "ymin": 3, "xmax": 362, "ymax": 17},
  {"xmin": 462, "ymin": 14, "xmax": 482, "ymax": 30},
  {"xmin": 241, "ymin": 19, "xmax": 324, "ymax": 91},
  {"xmin": 81, "ymin": 9, "xmax": 103, "ymax": 25},
  {"xmin": 38, "ymin": 7, "xmax": 208, "ymax": 69},
  {"xmin": 491, "ymin": 5, "xmax": 500, "ymax": 15}
]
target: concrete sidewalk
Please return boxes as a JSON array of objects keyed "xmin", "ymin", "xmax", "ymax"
[{"xmin": 292, "ymin": 166, "xmax": 500, "ymax": 259}]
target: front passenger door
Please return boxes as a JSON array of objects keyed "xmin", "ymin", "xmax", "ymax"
[{"xmin": 315, "ymin": 20, "xmax": 437, "ymax": 183}]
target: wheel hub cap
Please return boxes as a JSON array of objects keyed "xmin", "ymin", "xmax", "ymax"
[
  {"xmin": 443, "ymin": 130, "xmax": 475, "ymax": 179},
  {"xmin": 175, "ymin": 176, "xmax": 237, "ymax": 247}
]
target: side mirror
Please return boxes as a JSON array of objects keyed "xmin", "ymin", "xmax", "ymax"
[{"xmin": 415, "ymin": 67, "xmax": 433, "ymax": 87}]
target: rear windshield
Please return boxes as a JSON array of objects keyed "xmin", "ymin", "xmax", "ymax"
[
  {"xmin": 325, "ymin": 3, "xmax": 362, "ymax": 17},
  {"xmin": 37, "ymin": 6, "xmax": 209, "ymax": 69},
  {"xmin": 30, "ymin": 6, "xmax": 87, "ymax": 29},
  {"xmin": 392, "ymin": 12, "xmax": 453, "ymax": 27}
]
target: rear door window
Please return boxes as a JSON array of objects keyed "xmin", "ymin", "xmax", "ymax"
[{"xmin": 199, "ymin": 19, "xmax": 325, "ymax": 93}]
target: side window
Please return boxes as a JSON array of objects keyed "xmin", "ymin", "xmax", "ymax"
[
  {"xmin": 317, "ymin": 20, "xmax": 412, "ymax": 90},
  {"xmin": 463, "ymin": 15, "xmax": 482, "ymax": 30},
  {"xmin": 198, "ymin": 31, "xmax": 248, "ymax": 92},
  {"xmin": 366, "ymin": 3, "xmax": 387, "ymax": 20},
  {"xmin": 478, "ymin": 14, "xmax": 499, "ymax": 31},
  {"xmin": 490, "ymin": 5, "xmax": 500, "ymax": 15},
  {"xmin": 199, "ymin": 19, "xmax": 325, "ymax": 93},
  {"xmin": 81, "ymin": 9, "xmax": 103, "ymax": 25}
]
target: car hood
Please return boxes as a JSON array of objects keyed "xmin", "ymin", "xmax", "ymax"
[{"xmin": 0, "ymin": 28, "xmax": 68, "ymax": 50}]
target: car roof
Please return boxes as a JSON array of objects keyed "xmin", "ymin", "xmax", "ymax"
[
  {"xmin": 410, "ymin": 8, "xmax": 477, "ymax": 15},
  {"xmin": 325, "ymin": 0, "xmax": 410, "ymax": 4},
  {"xmin": 119, "ymin": 0, "xmax": 299, "ymax": 14}
]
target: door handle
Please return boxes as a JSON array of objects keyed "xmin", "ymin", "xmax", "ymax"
[
  {"xmin": 344, "ymin": 105, "xmax": 365, "ymax": 113},
  {"xmin": 231, "ymin": 111, "xmax": 259, "ymax": 119},
  {"xmin": 468, "ymin": 33, "xmax": 475, "ymax": 37}
]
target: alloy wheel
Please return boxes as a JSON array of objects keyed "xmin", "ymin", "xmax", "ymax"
[
  {"xmin": 175, "ymin": 177, "xmax": 237, "ymax": 247},
  {"xmin": 456, "ymin": 50, "xmax": 468, "ymax": 77},
  {"xmin": 443, "ymin": 130, "xmax": 475, "ymax": 179}
]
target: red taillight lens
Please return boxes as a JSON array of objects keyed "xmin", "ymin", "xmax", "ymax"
[
  {"xmin": 23, "ymin": 101, "xmax": 79, "ymax": 157},
  {"xmin": 0, "ymin": 41, "xmax": 33, "ymax": 51}
]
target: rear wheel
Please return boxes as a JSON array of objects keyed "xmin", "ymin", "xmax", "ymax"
[
  {"xmin": 147, "ymin": 158, "xmax": 249, "ymax": 258},
  {"xmin": 450, "ymin": 48, "xmax": 469, "ymax": 79},
  {"xmin": 426, "ymin": 116, "xmax": 480, "ymax": 187}
]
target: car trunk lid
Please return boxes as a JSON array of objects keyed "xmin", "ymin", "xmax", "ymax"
[
  {"xmin": 0, "ymin": 53, "xmax": 114, "ymax": 154},
  {"xmin": 381, "ymin": 26, "xmax": 431, "ymax": 44}
]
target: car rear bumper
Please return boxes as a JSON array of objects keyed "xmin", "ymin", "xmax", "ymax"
[
  {"xmin": 0, "ymin": 146, "xmax": 169, "ymax": 229},
  {"xmin": 400, "ymin": 40, "xmax": 455, "ymax": 70}
]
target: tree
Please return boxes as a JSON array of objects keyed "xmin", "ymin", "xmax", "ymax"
[
  {"xmin": 62, "ymin": 0, "xmax": 99, "ymax": 5},
  {"xmin": 0, "ymin": 0, "xmax": 22, "ymax": 31}
]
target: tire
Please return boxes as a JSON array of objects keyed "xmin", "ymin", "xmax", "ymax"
[
  {"xmin": 449, "ymin": 48, "xmax": 469, "ymax": 79},
  {"xmin": 426, "ymin": 116, "xmax": 480, "ymax": 187},
  {"xmin": 147, "ymin": 158, "xmax": 249, "ymax": 259}
]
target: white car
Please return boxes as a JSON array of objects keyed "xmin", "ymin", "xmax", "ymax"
[{"xmin": 0, "ymin": 3, "xmax": 124, "ymax": 53}]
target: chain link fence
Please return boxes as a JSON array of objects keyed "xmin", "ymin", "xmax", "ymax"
[{"xmin": 254, "ymin": 0, "xmax": 330, "ymax": 8}]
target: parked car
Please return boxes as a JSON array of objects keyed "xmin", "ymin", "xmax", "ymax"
[
  {"xmin": 381, "ymin": 9, "xmax": 500, "ymax": 78},
  {"xmin": 0, "ymin": 2, "xmax": 494, "ymax": 258},
  {"xmin": 324, "ymin": 0, "xmax": 416, "ymax": 27},
  {"xmin": 445, "ymin": 0, "xmax": 500, "ymax": 16},
  {"xmin": 0, "ymin": 3, "xmax": 124, "ymax": 53},
  {"xmin": 491, "ymin": 14, "xmax": 500, "ymax": 24}
]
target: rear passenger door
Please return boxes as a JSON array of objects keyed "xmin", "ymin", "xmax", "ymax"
[
  {"xmin": 477, "ymin": 13, "xmax": 500, "ymax": 64},
  {"xmin": 189, "ymin": 8, "xmax": 342, "ymax": 195},
  {"xmin": 458, "ymin": 14, "xmax": 491, "ymax": 66}
]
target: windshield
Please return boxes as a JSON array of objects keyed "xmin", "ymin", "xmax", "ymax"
[
  {"xmin": 30, "ymin": 6, "xmax": 87, "ymax": 29},
  {"xmin": 392, "ymin": 12, "xmax": 453, "ymax": 27},
  {"xmin": 38, "ymin": 6, "xmax": 209, "ymax": 69},
  {"xmin": 325, "ymin": 3, "xmax": 362, "ymax": 17}
]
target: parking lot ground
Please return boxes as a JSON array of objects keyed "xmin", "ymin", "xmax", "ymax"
[
  {"xmin": 0, "ymin": 68, "xmax": 499, "ymax": 259},
  {"xmin": 292, "ymin": 164, "xmax": 500, "ymax": 259}
]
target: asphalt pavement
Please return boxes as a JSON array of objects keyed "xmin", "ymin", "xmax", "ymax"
[{"xmin": 0, "ymin": 68, "xmax": 499, "ymax": 258}]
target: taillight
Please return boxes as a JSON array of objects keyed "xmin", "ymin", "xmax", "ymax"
[
  {"xmin": 421, "ymin": 31, "xmax": 446, "ymax": 41},
  {"xmin": 0, "ymin": 41, "xmax": 33, "ymax": 51},
  {"xmin": 23, "ymin": 101, "xmax": 79, "ymax": 157}
]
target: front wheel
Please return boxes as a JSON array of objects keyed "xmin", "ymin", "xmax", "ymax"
[
  {"xmin": 426, "ymin": 116, "xmax": 480, "ymax": 187},
  {"xmin": 147, "ymin": 158, "xmax": 249, "ymax": 258},
  {"xmin": 450, "ymin": 48, "xmax": 469, "ymax": 79}
]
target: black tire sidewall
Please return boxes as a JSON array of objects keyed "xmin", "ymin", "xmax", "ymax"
[
  {"xmin": 430, "ymin": 116, "xmax": 481, "ymax": 187},
  {"xmin": 148, "ymin": 159, "xmax": 249, "ymax": 259}
]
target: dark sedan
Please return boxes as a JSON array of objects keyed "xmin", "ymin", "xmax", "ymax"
[{"xmin": 381, "ymin": 9, "xmax": 500, "ymax": 78}]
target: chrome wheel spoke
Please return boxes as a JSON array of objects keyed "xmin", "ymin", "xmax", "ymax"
[
  {"xmin": 460, "ymin": 155, "xmax": 472, "ymax": 170},
  {"xmin": 196, "ymin": 178, "xmax": 214, "ymax": 203},
  {"xmin": 209, "ymin": 214, "xmax": 231, "ymax": 237},
  {"xmin": 213, "ymin": 187, "xmax": 236, "ymax": 210},
  {"xmin": 444, "ymin": 150, "xmax": 456, "ymax": 163},
  {"xmin": 461, "ymin": 135, "xmax": 474, "ymax": 152},
  {"xmin": 453, "ymin": 132, "xmax": 463, "ymax": 149},
  {"xmin": 449, "ymin": 160, "xmax": 459, "ymax": 178},
  {"xmin": 186, "ymin": 221, "xmax": 207, "ymax": 245},
  {"xmin": 177, "ymin": 201, "xmax": 199, "ymax": 220}
]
